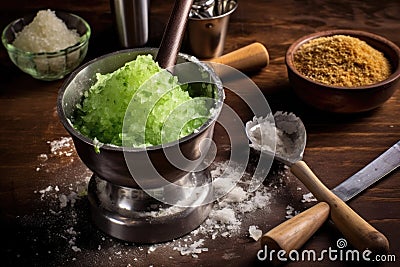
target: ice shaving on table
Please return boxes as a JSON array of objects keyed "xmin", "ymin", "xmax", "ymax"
[{"xmin": 72, "ymin": 55, "xmax": 214, "ymax": 149}]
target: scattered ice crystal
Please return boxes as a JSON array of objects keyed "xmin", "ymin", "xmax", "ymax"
[
  {"xmin": 249, "ymin": 225, "xmax": 263, "ymax": 241},
  {"xmin": 301, "ymin": 192, "xmax": 317, "ymax": 203}
]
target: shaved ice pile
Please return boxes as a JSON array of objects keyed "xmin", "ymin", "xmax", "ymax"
[
  {"xmin": 73, "ymin": 55, "xmax": 212, "ymax": 147},
  {"xmin": 13, "ymin": 9, "xmax": 80, "ymax": 53}
]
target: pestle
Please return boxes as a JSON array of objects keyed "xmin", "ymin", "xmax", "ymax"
[
  {"xmin": 156, "ymin": 0, "xmax": 194, "ymax": 69},
  {"xmin": 155, "ymin": 1, "xmax": 269, "ymax": 73},
  {"xmin": 208, "ymin": 42, "xmax": 269, "ymax": 73}
]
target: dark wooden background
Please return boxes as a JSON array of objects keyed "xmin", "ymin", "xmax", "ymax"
[{"xmin": 1, "ymin": 0, "xmax": 399, "ymax": 266}]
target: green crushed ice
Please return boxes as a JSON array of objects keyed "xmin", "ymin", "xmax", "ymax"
[{"xmin": 72, "ymin": 55, "xmax": 212, "ymax": 147}]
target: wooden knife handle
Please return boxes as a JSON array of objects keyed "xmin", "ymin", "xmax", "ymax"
[
  {"xmin": 260, "ymin": 202, "xmax": 330, "ymax": 253},
  {"xmin": 291, "ymin": 160, "xmax": 390, "ymax": 254},
  {"xmin": 208, "ymin": 42, "xmax": 269, "ymax": 72}
]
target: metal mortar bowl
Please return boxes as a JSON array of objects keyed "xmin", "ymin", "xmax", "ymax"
[{"xmin": 57, "ymin": 48, "xmax": 224, "ymax": 190}]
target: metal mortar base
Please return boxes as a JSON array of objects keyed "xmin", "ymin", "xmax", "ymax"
[{"xmin": 87, "ymin": 170, "xmax": 213, "ymax": 243}]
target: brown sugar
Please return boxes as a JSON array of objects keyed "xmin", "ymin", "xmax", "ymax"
[{"xmin": 293, "ymin": 35, "xmax": 391, "ymax": 87}]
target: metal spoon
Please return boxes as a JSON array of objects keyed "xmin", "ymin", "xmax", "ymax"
[
  {"xmin": 246, "ymin": 112, "xmax": 306, "ymax": 166},
  {"xmin": 191, "ymin": 0, "xmax": 214, "ymax": 18},
  {"xmin": 246, "ymin": 112, "xmax": 389, "ymax": 254}
]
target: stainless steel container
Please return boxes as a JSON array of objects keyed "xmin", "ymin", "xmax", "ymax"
[
  {"xmin": 110, "ymin": 0, "xmax": 149, "ymax": 48},
  {"xmin": 57, "ymin": 48, "xmax": 224, "ymax": 243},
  {"xmin": 58, "ymin": 48, "xmax": 224, "ymax": 189},
  {"xmin": 187, "ymin": 0, "xmax": 237, "ymax": 58}
]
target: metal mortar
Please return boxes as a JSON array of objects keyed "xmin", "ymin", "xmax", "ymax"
[{"xmin": 57, "ymin": 48, "xmax": 224, "ymax": 243}]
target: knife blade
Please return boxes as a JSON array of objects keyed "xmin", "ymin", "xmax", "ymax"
[
  {"xmin": 260, "ymin": 140, "xmax": 400, "ymax": 255},
  {"xmin": 332, "ymin": 140, "xmax": 400, "ymax": 202}
]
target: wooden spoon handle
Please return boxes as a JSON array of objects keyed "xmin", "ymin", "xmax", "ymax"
[
  {"xmin": 208, "ymin": 42, "xmax": 269, "ymax": 72},
  {"xmin": 260, "ymin": 202, "xmax": 330, "ymax": 253},
  {"xmin": 156, "ymin": 0, "xmax": 194, "ymax": 69},
  {"xmin": 291, "ymin": 160, "xmax": 389, "ymax": 254}
]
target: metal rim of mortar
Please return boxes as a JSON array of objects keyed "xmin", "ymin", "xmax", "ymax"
[{"xmin": 57, "ymin": 48, "xmax": 224, "ymax": 243}]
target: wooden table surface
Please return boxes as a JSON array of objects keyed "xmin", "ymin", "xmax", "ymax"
[{"xmin": 1, "ymin": 0, "xmax": 399, "ymax": 266}]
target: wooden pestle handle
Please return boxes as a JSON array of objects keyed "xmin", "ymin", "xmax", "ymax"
[
  {"xmin": 156, "ymin": 0, "xmax": 194, "ymax": 69},
  {"xmin": 291, "ymin": 160, "xmax": 389, "ymax": 254},
  {"xmin": 260, "ymin": 202, "xmax": 330, "ymax": 253},
  {"xmin": 208, "ymin": 42, "xmax": 269, "ymax": 72}
]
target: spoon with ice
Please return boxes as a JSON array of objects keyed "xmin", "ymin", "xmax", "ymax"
[
  {"xmin": 246, "ymin": 111, "xmax": 306, "ymax": 166},
  {"xmin": 246, "ymin": 111, "xmax": 389, "ymax": 255}
]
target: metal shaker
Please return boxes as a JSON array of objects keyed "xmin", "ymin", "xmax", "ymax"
[{"xmin": 110, "ymin": 0, "xmax": 149, "ymax": 48}]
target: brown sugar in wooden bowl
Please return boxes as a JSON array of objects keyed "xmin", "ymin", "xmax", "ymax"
[{"xmin": 285, "ymin": 29, "xmax": 400, "ymax": 113}]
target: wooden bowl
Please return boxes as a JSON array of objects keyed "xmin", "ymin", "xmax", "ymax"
[{"xmin": 285, "ymin": 30, "xmax": 400, "ymax": 113}]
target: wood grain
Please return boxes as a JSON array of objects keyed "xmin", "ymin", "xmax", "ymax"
[{"xmin": 0, "ymin": 0, "xmax": 399, "ymax": 266}]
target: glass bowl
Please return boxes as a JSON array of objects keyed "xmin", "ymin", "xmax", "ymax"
[{"xmin": 2, "ymin": 11, "xmax": 91, "ymax": 81}]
